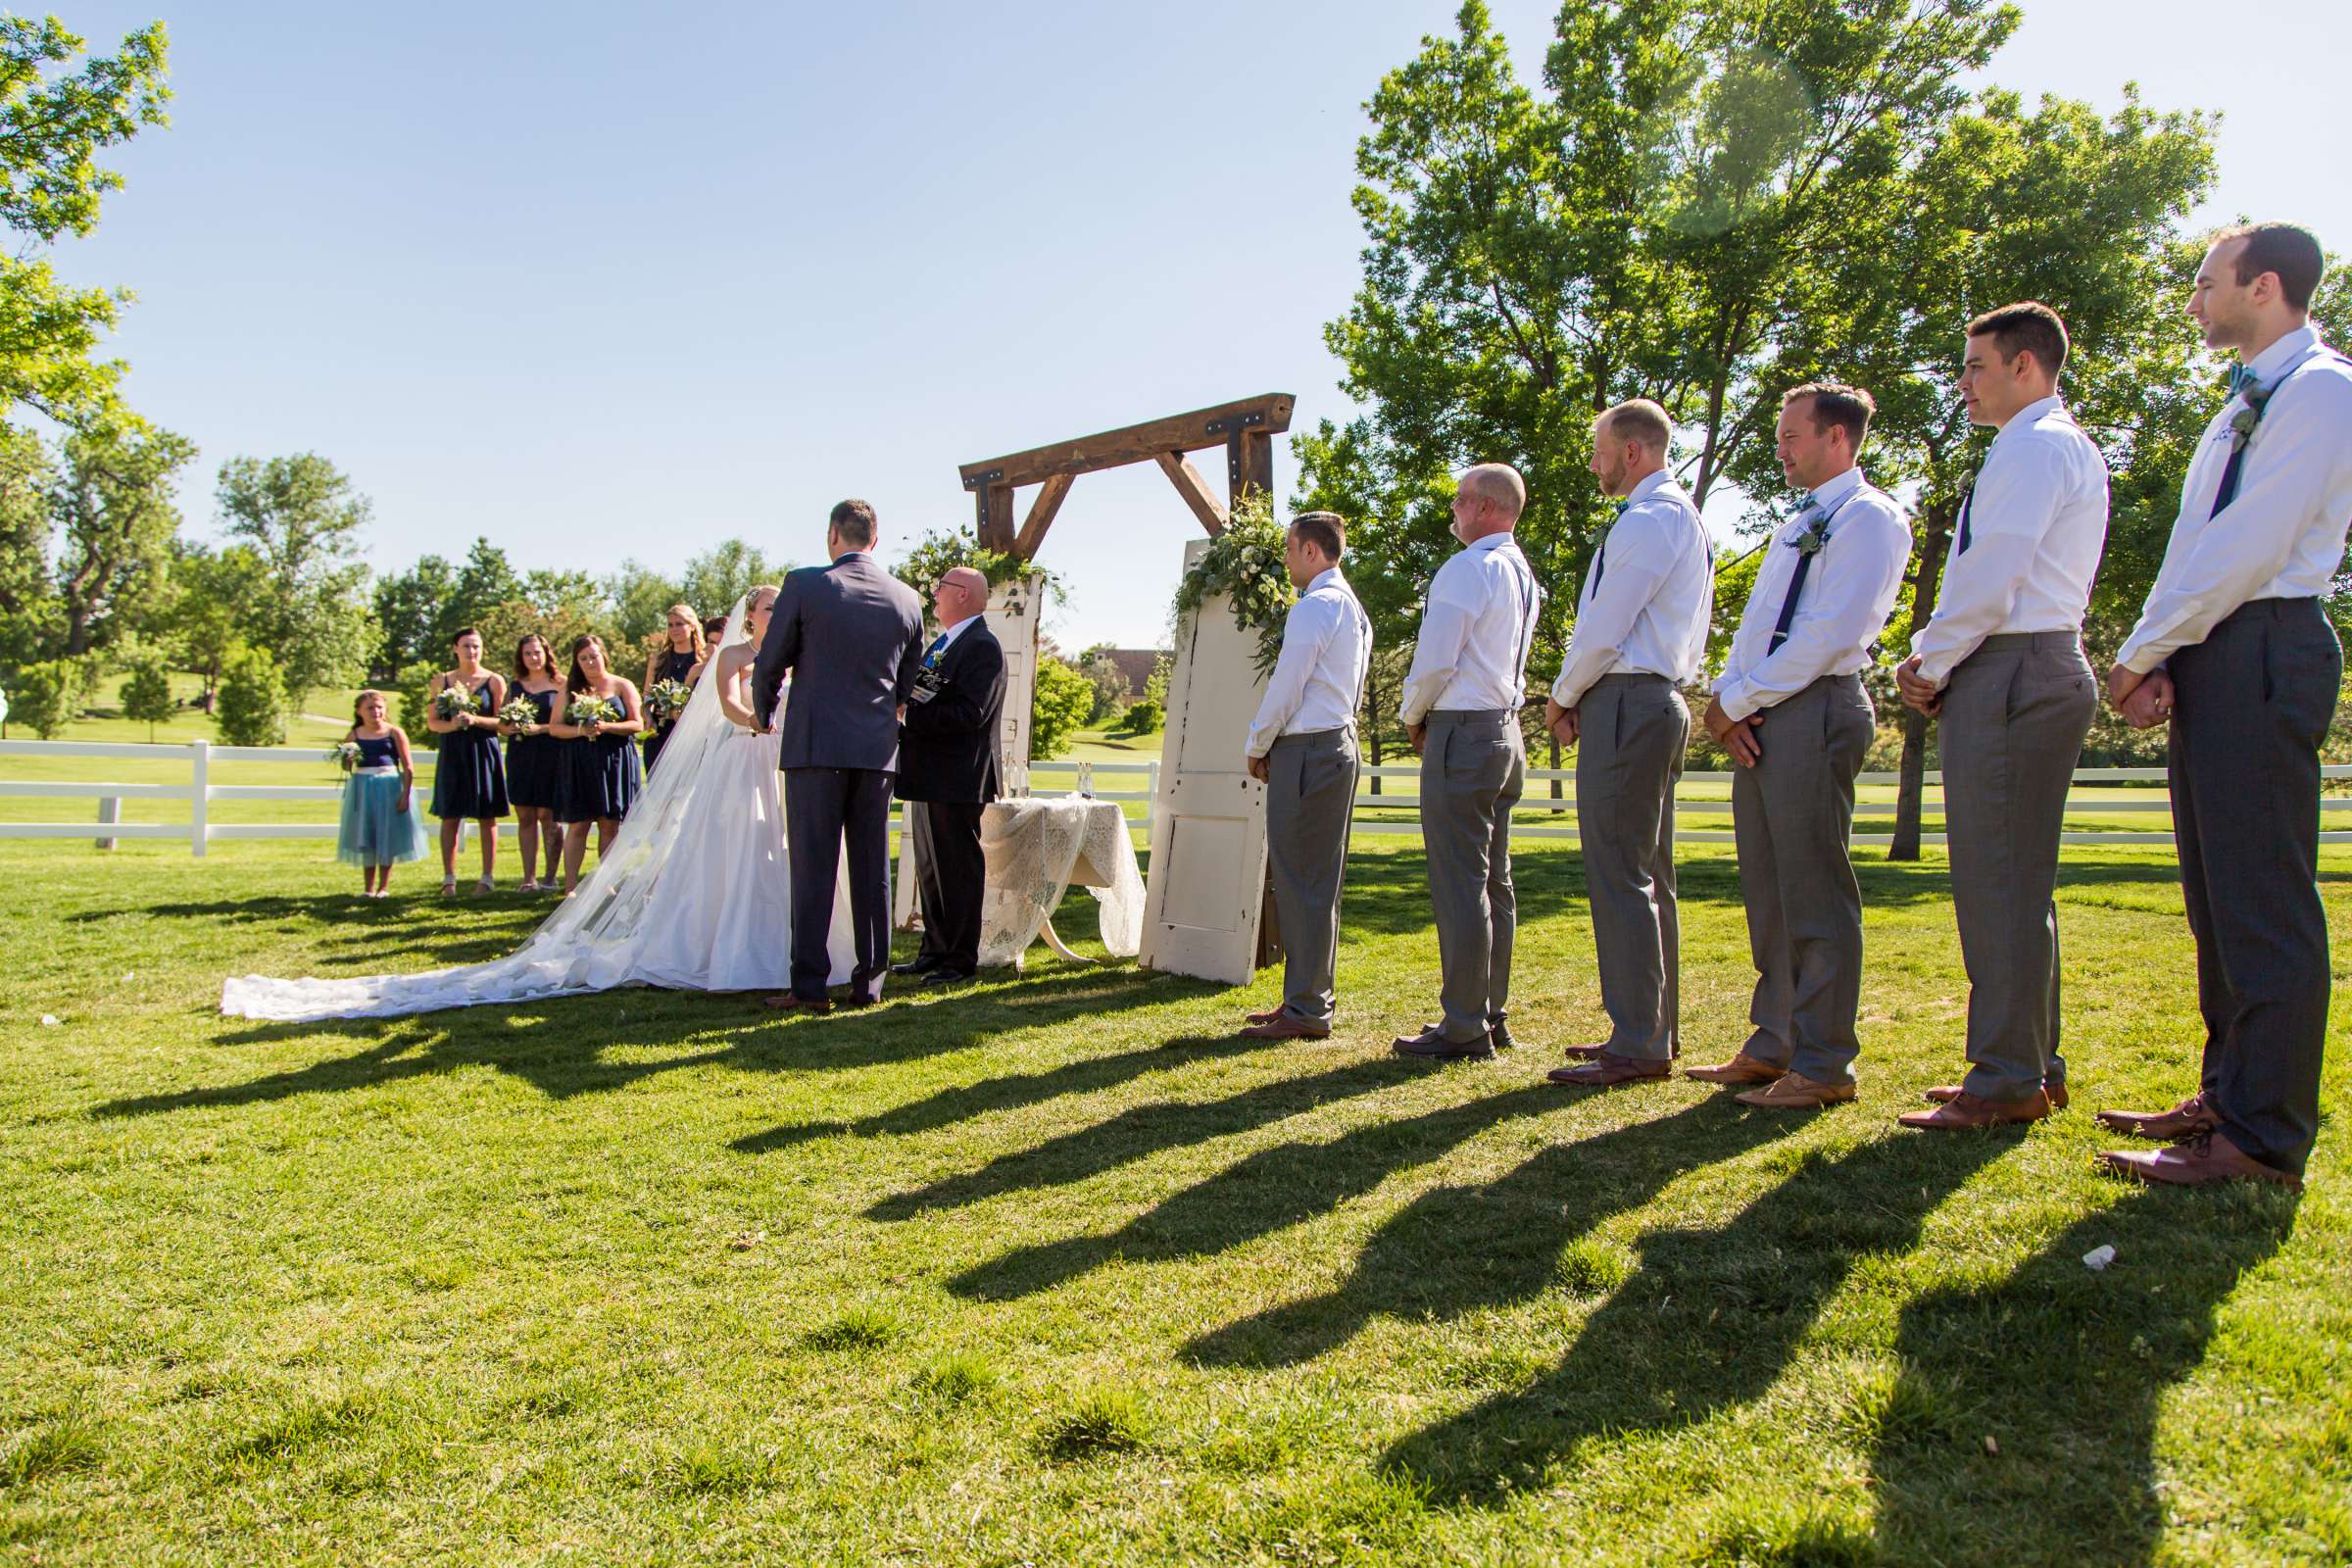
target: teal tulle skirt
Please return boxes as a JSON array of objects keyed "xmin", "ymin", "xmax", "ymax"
[{"xmin": 337, "ymin": 768, "xmax": 429, "ymax": 866}]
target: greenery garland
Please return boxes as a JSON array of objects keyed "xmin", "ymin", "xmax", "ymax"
[
  {"xmin": 1170, "ymin": 493, "xmax": 1295, "ymax": 675},
  {"xmin": 891, "ymin": 529, "xmax": 1065, "ymax": 624}
]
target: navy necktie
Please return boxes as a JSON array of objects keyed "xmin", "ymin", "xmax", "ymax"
[
  {"xmin": 1766, "ymin": 490, "xmax": 1860, "ymax": 655},
  {"xmin": 1592, "ymin": 499, "xmax": 1633, "ymax": 593},
  {"xmin": 1955, "ymin": 476, "xmax": 1977, "ymax": 556}
]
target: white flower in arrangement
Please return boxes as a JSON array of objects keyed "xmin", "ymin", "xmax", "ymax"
[
  {"xmin": 496, "ymin": 698, "xmax": 538, "ymax": 728},
  {"xmin": 329, "ymin": 740, "xmax": 362, "ymax": 776},
  {"xmin": 565, "ymin": 695, "xmax": 621, "ymax": 727}
]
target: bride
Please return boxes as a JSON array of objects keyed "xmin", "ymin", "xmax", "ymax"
[{"xmin": 221, "ymin": 591, "xmax": 854, "ymax": 1021}]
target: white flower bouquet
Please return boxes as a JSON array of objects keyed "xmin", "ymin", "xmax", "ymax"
[
  {"xmin": 565, "ymin": 694, "xmax": 621, "ymax": 727},
  {"xmin": 497, "ymin": 697, "xmax": 539, "ymax": 729},
  {"xmin": 645, "ymin": 677, "xmax": 693, "ymax": 722},
  {"xmin": 432, "ymin": 685, "xmax": 485, "ymax": 721}
]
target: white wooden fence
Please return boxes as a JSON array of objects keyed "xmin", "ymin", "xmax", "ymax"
[{"xmin": 2, "ymin": 738, "xmax": 2346, "ymax": 853}]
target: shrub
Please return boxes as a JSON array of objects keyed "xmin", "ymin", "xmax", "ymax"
[
  {"xmin": 121, "ymin": 657, "xmax": 175, "ymax": 741},
  {"xmin": 6, "ymin": 659, "xmax": 81, "ymax": 738},
  {"xmin": 1030, "ymin": 657, "xmax": 1095, "ymax": 761},
  {"xmin": 216, "ymin": 645, "xmax": 289, "ymax": 747},
  {"xmin": 1114, "ymin": 697, "xmax": 1163, "ymax": 736}
]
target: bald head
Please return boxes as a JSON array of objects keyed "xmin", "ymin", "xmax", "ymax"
[
  {"xmin": 1451, "ymin": 463, "xmax": 1527, "ymax": 543},
  {"xmin": 936, "ymin": 565, "xmax": 989, "ymax": 627}
]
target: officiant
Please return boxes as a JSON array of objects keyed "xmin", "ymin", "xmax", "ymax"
[{"xmin": 894, "ymin": 566, "xmax": 1006, "ymax": 986}]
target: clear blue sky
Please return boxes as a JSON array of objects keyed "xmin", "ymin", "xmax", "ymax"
[{"xmin": 51, "ymin": 0, "xmax": 2352, "ymax": 653}]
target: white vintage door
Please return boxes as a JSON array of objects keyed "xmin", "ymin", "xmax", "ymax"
[
  {"xmin": 898, "ymin": 573, "xmax": 1044, "ymax": 930},
  {"xmin": 1139, "ymin": 540, "xmax": 1272, "ymax": 986}
]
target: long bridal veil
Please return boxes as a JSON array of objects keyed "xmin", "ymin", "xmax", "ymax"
[{"xmin": 222, "ymin": 595, "xmax": 762, "ymax": 1022}]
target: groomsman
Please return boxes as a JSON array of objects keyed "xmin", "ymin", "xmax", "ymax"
[
  {"xmin": 1394, "ymin": 463, "xmax": 1540, "ymax": 1060},
  {"xmin": 1690, "ymin": 384, "xmax": 1910, "ymax": 1108},
  {"xmin": 1543, "ymin": 400, "xmax": 1714, "ymax": 1088},
  {"xmin": 1238, "ymin": 512, "xmax": 1372, "ymax": 1041},
  {"xmin": 1894, "ymin": 303, "xmax": 2109, "ymax": 1130},
  {"xmin": 2100, "ymin": 223, "xmax": 2350, "ymax": 1190},
  {"xmin": 894, "ymin": 566, "xmax": 1006, "ymax": 987}
]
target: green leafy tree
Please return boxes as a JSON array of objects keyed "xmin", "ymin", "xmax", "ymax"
[
  {"xmin": 678, "ymin": 539, "xmax": 793, "ymax": 622},
  {"xmin": 369, "ymin": 553, "xmax": 454, "ymax": 681},
  {"xmin": 1112, "ymin": 698, "xmax": 1162, "ymax": 737},
  {"xmin": 120, "ymin": 652, "xmax": 172, "ymax": 740},
  {"xmin": 605, "ymin": 560, "xmax": 683, "ymax": 653},
  {"xmin": 160, "ymin": 542, "xmax": 267, "ymax": 710},
  {"xmin": 214, "ymin": 642, "xmax": 287, "ymax": 747},
  {"xmin": 216, "ymin": 454, "xmax": 375, "ymax": 707},
  {"xmin": 0, "ymin": 18, "xmax": 172, "ymax": 431},
  {"xmin": 1076, "ymin": 648, "xmax": 1129, "ymax": 724},
  {"xmin": 0, "ymin": 425, "xmax": 56, "ymax": 669},
  {"xmin": 6, "ymin": 656, "xmax": 76, "ymax": 736},
  {"xmin": 48, "ymin": 423, "xmax": 195, "ymax": 657},
  {"xmin": 1029, "ymin": 656, "xmax": 1095, "ymax": 761}
]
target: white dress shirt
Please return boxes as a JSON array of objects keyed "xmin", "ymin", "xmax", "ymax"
[
  {"xmin": 1910, "ymin": 397, "xmax": 2109, "ymax": 686},
  {"xmin": 2118, "ymin": 326, "xmax": 2352, "ymax": 673},
  {"xmin": 1715, "ymin": 466, "xmax": 1911, "ymax": 720},
  {"xmin": 1398, "ymin": 532, "xmax": 1541, "ymax": 724},
  {"xmin": 1550, "ymin": 469, "xmax": 1713, "ymax": 710},
  {"xmin": 1246, "ymin": 566, "xmax": 1372, "ymax": 758}
]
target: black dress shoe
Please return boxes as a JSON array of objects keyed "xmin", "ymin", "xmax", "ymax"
[
  {"xmin": 1392, "ymin": 1025, "xmax": 1494, "ymax": 1061},
  {"xmin": 921, "ymin": 968, "xmax": 975, "ymax": 988},
  {"xmin": 890, "ymin": 957, "xmax": 940, "ymax": 977}
]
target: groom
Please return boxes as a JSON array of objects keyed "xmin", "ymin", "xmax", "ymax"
[{"xmin": 752, "ymin": 498, "xmax": 928, "ymax": 1010}]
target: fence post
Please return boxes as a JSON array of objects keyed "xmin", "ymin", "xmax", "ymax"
[
  {"xmin": 95, "ymin": 795, "xmax": 120, "ymax": 851},
  {"xmin": 1148, "ymin": 760, "xmax": 1160, "ymax": 797},
  {"xmin": 189, "ymin": 738, "xmax": 210, "ymax": 858}
]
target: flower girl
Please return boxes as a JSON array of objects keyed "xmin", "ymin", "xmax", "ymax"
[{"xmin": 336, "ymin": 691, "xmax": 427, "ymax": 897}]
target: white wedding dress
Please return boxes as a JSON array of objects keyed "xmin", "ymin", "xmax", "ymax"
[{"xmin": 221, "ymin": 596, "xmax": 854, "ymax": 1022}]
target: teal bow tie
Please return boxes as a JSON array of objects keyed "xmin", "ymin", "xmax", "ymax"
[
  {"xmin": 2228, "ymin": 363, "xmax": 2261, "ymax": 399},
  {"xmin": 1613, "ymin": 499, "xmax": 1634, "ymax": 516},
  {"xmin": 1790, "ymin": 491, "xmax": 1817, "ymax": 517}
]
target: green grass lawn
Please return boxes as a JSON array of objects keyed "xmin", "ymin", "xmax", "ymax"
[{"xmin": 1, "ymin": 833, "xmax": 2346, "ymax": 1565}]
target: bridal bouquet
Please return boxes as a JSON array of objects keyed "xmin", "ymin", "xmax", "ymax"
[
  {"xmin": 497, "ymin": 697, "xmax": 539, "ymax": 729},
  {"xmin": 329, "ymin": 740, "xmax": 362, "ymax": 777},
  {"xmin": 566, "ymin": 694, "xmax": 621, "ymax": 727},
  {"xmin": 433, "ymin": 685, "xmax": 485, "ymax": 721},
  {"xmin": 644, "ymin": 678, "xmax": 693, "ymax": 723}
]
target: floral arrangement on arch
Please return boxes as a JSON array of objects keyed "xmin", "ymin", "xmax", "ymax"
[
  {"xmin": 891, "ymin": 529, "xmax": 1066, "ymax": 626},
  {"xmin": 1170, "ymin": 493, "xmax": 1295, "ymax": 675}
]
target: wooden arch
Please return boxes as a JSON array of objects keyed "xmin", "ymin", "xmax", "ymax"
[{"xmin": 958, "ymin": 392, "xmax": 1295, "ymax": 559}]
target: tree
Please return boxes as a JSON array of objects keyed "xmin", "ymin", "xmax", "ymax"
[
  {"xmin": 605, "ymin": 560, "xmax": 683, "ymax": 653},
  {"xmin": 216, "ymin": 454, "xmax": 375, "ymax": 706},
  {"xmin": 1077, "ymin": 647, "xmax": 1130, "ymax": 724},
  {"xmin": 7, "ymin": 657, "xmax": 76, "ymax": 737},
  {"xmin": 0, "ymin": 425, "xmax": 56, "ymax": 669},
  {"xmin": 159, "ymin": 541, "xmax": 267, "ymax": 710},
  {"xmin": 120, "ymin": 653, "xmax": 172, "ymax": 740},
  {"xmin": 369, "ymin": 553, "xmax": 454, "ymax": 681},
  {"xmin": 677, "ymin": 539, "xmax": 792, "ymax": 623},
  {"xmin": 214, "ymin": 643, "xmax": 286, "ymax": 747},
  {"xmin": 1029, "ymin": 657, "xmax": 1095, "ymax": 761},
  {"xmin": 47, "ymin": 423, "xmax": 195, "ymax": 657},
  {"xmin": 0, "ymin": 18, "xmax": 172, "ymax": 431}
]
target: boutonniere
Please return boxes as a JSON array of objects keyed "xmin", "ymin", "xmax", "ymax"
[
  {"xmin": 2226, "ymin": 402, "xmax": 2262, "ymax": 454},
  {"xmin": 1791, "ymin": 517, "xmax": 1831, "ymax": 557}
]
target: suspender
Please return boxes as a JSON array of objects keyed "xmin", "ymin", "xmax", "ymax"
[
  {"xmin": 2211, "ymin": 346, "xmax": 2332, "ymax": 516},
  {"xmin": 1766, "ymin": 487, "xmax": 1867, "ymax": 656}
]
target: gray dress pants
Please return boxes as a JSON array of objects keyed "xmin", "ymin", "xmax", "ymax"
[
  {"xmin": 1575, "ymin": 673, "xmax": 1689, "ymax": 1060},
  {"xmin": 2168, "ymin": 597, "xmax": 2340, "ymax": 1179},
  {"xmin": 1422, "ymin": 709, "xmax": 1526, "ymax": 1044},
  {"xmin": 1938, "ymin": 631, "xmax": 2096, "ymax": 1102},
  {"xmin": 1265, "ymin": 728, "xmax": 1360, "ymax": 1024},
  {"xmin": 1733, "ymin": 674, "xmax": 1875, "ymax": 1083}
]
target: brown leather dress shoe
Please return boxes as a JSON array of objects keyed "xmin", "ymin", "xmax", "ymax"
[
  {"xmin": 762, "ymin": 993, "xmax": 833, "ymax": 1014},
  {"xmin": 1245, "ymin": 1006, "xmax": 1286, "ymax": 1025},
  {"xmin": 1686, "ymin": 1052, "xmax": 1784, "ymax": 1086},
  {"xmin": 2094, "ymin": 1091, "xmax": 2217, "ymax": 1143},
  {"xmin": 1545, "ymin": 1052, "xmax": 1671, "ymax": 1088},
  {"xmin": 1240, "ymin": 1014, "xmax": 1332, "ymax": 1041},
  {"xmin": 1734, "ymin": 1072, "xmax": 1857, "ymax": 1109},
  {"xmin": 1926, "ymin": 1080, "xmax": 2069, "ymax": 1110},
  {"xmin": 1559, "ymin": 1042, "xmax": 1608, "ymax": 1061},
  {"xmin": 2100, "ymin": 1130, "xmax": 2301, "ymax": 1191},
  {"xmin": 1897, "ymin": 1089, "xmax": 2049, "ymax": 1130}
]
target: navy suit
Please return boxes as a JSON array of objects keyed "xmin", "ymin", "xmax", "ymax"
[
  {"xmin": 752, "ymin": 552, "xmax": 927, "ymax": 1001},
  {"xmin": 896, "ymin": 618, "xmax": 1006, "ymax": 974}
]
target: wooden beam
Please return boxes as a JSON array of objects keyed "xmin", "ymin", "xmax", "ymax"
[
  {"xmin": 1227, "ymin": 428, "xmax": 1274, "ymax": 513},
  {"xmin": 1154, "ymin": 451, "xmax": 1228, "ymax": 536},
  {"xmin": 976, "ymin": 484, "xmax": 1016, "ymax": 554},
  {"xmin": 1010, "ymin": 473, "xmax": 1074, "ymax": 559},
  {"xmin": 960, "ymin": 392, "xmax": 1294, "ymax": 491}
]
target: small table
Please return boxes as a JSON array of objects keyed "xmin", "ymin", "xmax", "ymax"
[{"xmin": 977, "ymin": 796, "xmax": 1145, "ymax": 968}]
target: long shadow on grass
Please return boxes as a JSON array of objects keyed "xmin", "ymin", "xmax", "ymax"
[
  {"xmin": 1376, "ymin": 1128, "xmax": 2010, "ymax": 1506},
  {"xmin": 953, "ymin": 1082, "xmax": 1563, "ymax": 1301},
  {"xmin": 96, "ymin": 961, "xmax": 1204, "ymax": 1119},
  {"xmin": 866, "ymin": 1054, "xmax": 1411, "ymax": 1221},
  {"xmin": 1184, "ymin": 1095, "xmax": 1794, "ymax": 1371},
  {"xmin": 1872, "ymin": 1183, "xmax": 2297, "ymax": 1567},
  {"xmin": 732, "ymin": 1033, "xmax": 1289, "ymax": 1154}
]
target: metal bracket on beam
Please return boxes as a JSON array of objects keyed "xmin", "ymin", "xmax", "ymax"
[
  {"xmin": 1203, "ymin": 411, "xmax": 1266, "ymax": 437},
  {"xmin": 960, "ymin": 466, "xmax": 1005, "ymax": 491}
]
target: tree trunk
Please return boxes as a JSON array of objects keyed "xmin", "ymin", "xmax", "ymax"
[{"xmin": 1888, "ymin": 513, "xmax": 1955, "ymax": 861}]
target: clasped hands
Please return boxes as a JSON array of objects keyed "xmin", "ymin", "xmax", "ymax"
[{"xmin": 2106, "ymin": 663, "xmax": 2174, "ymax": 729}]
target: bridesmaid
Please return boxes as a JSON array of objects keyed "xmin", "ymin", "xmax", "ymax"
[
  {"xmin": 640, "ymin": 603, "xmax": 707, "ymax": 774},
  {"xmin": 337, "ymin": 690, "xmax": 427, "ymax": 897},
  {"xmin": 551, "ymin": 632, "xmax": 644, "ymax": 894},
  {"xmin": 500, "ymin": 632, "xmax": 564, "ymax": 892},
  {"xmin": 425, "ymin": 627, "xmax": 510, "ymax": 894}
]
